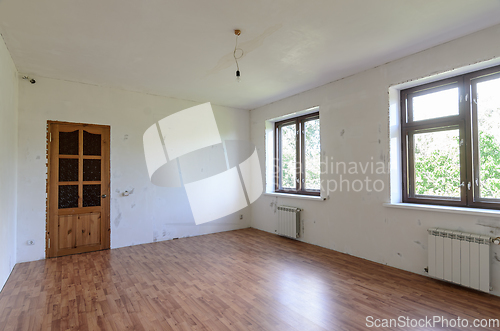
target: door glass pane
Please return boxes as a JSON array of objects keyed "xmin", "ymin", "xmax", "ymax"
[
  {"xmin": 59, "ymin": 130, "xmax": 79, "ymax": 155},
  {"xmin": 476, "ymin": 77, "xmax": 500, "ymax": 199},
  {"xmin": 83, "ymin": 131, "xmax": 101, "ymax": 156},
  {"xmin": 83, "ymin": 159, "xmax": 101, "ymax": 181},
  {"xmin": 304, "ymin": 119, "xmax": 320, "ymax": 190},
  {"xmin": 59, "ymin": 158, "xmax": 79, "ymax": 182},
  {"xmin": 59, "ymin": 185, "xmax": 79, "ymax": 209},
  {"xmin": 413, "ymin": 129, "xmax": 460, "ymax": 198},
  {"xmin": 280, "ymin": 124, "xmax": 296, "ymax": 189},
  {"xmin": 83, "ymin": 185, "xmax": 101, "ymax": 207},
  {"xmin": 412, "ymin": 87, "xmax": 459, "ymax": 121}
]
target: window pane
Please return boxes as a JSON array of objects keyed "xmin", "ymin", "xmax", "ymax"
[
  {"xmin": 59, "ymin": 185, "xmax": 79, "ymax": 209},
  {"xmin": 280, "ymin": 124, "xmax": 296, "ymax": 189},
  {"xmin": 83, "ymin": 185, "xmax": 101, "ymax": 207},
  {"xmin": 83, "ymin": 131, "xmax": 101, "ymax": 156},
  {"xmin": 59, "ymin": 130, "xmax": 79, "ymax": 155},
  {"xmin": 304, "ymin": 119, "xmax": 320, "ymax": 190},
  {"xmin": 476, "ymin": 77, "xmax": 500, "ymax": 199},
  {"xmin": 59, "ymin": 158, "xmax": 79, "ymax": 182},
  {"xmin": 412, "ymin": 87, "xmax": 459, "ymax": 121},
  {"xmin": 83, "ymin": 159, "xmax": 101, "ymax": 181},
  {"xmin": 413, "ymin": 129, "xmax": 460, "ymax": 198}
]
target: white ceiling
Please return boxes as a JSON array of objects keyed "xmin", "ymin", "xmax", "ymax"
[{"xmin": 1, "ymin": 0, "xmax": 500, "ymax": 110}]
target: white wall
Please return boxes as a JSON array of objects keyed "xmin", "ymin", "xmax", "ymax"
[
  {"xmin": 250, "ymin": 24, "xmax": 500, "ymax": 295},
  {"xmin": 17, "ymin": 77, "xmax": 251, "ymax": 263},
  {"xmin": 0, "ymin": 33, "xmax": 18, "ymax": 290}
]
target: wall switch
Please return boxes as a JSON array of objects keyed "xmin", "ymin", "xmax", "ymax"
[
  {"xmin": 27, "ymin": 240, "xmax": 34, "ymax": 245},
  {"xmin": 239, "ymin": 214, "xmax": 243, "ymax": 220}
]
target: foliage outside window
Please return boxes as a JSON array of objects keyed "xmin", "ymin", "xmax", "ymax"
[
  {"xmin": 274, "ymin": 112, "xmax": 321, "ymax": 196},
  {"xmin": 401, "ymin": 65, "xmax": 500, "ymax": 209}
]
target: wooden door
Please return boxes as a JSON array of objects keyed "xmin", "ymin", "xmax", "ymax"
[{"xmin": 46, "ymin": 121, "xmax": 110, "ymax": 258}]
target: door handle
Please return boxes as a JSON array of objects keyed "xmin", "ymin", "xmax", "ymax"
[{"xmin": 101, "ymin": 194, "xmax": 107, "ymax": 198}]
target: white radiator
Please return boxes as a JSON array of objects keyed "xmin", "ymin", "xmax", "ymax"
[
  {"xmin": 427, "ymin": 228, "xmax": 491, "ymax": 292},
  {"xmin": 277, "ymin": 206, "xmax": 301, "ymax": 238}
]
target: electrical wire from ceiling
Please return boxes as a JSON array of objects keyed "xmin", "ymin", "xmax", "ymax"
[{"xmin": 233, "ymin": 29, "xmax": 243, "ymax": 82}]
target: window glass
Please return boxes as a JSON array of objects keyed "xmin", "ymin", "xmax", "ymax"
[
  {"xmin": 83, "ymin": 159, "xmax": 101, "ymax": 181},
  {"xmin": 83, "ymin": 185, "xmax": 101, "ymax": 207},
  {"xmin": 304, "ymin": 119, "xmax": 321, "ymax": 190},
  {"xmin": 476, "ymin": 77, "xmax": 500, "ymax": 199},
  {"xmin": 59, "ymin": 185, "xmax": 79, "ymax": 209},
  {"xmin": 59, "ymin": 130, "xmax": 79, "ymax": 155},
  {"xmin": 413, "ymin": 129, "xmax": 460, "ymax": 198},
  {"xmin": 83, "ymin": 131, "xmax": 101, "ymax": 156},
  {"xmin": 412, "ymin": 87, "xmax": 459, "ymax": 121},
  {"xmin": 280, "ymin": 124, "xmax": 296, "ymax": 189},
  {"xmin": 59, "ymin": 158, "xmax": 79, "ymax": 182}
]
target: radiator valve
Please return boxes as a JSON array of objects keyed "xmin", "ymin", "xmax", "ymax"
[{"xmin": 493, "ymin": 237, "xmax": 500, "ymax": 245}]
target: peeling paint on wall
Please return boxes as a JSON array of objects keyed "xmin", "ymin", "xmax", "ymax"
[{"xmin": 114, "ymin": 212, "xmax": 122, "ymax": 228}]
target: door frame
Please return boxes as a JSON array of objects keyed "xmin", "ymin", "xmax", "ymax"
[{"xmin": 46, "ymin": 121, "xmax": 111, "ymax": 258}]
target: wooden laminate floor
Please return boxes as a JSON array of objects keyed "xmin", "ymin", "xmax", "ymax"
[{"xmin": 1, "ymin": 228, "xmax": 500, "ymax": 331}]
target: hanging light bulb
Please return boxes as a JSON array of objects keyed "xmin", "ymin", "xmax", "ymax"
[{"xmin": 233, "ymin": 29, "xmax": 243, "ymax": 83}]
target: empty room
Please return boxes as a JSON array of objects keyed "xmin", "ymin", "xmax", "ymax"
[{"xmin": 2, "ymin": 0, "xmax": 500, "ymax": 330}]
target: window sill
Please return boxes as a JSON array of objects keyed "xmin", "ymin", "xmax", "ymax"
[
  {"xmin": 383, "ymin": 203, "xmax": 500, "ymax": 218},
  {"xmin": 264, "ymin": 192, "xmax": 326, "ymax": 201}
]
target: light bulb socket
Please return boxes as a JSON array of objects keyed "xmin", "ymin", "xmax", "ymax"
[{"xmin": 236, "ymin": 70, "xmax": 241, "ymax": 77}]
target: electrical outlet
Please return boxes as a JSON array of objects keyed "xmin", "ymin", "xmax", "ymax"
[
  {"xmin": 239, "ymin": 214, "xmax": 243, "ymax": 220},
  {"xmin": 27, "ymin": 240, "xmax": 35, "ymax": 245}
]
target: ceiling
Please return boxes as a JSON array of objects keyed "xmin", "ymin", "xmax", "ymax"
[{"xmin": 1, "ymin": 0, "xmax": 500, "ymax": 110}]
